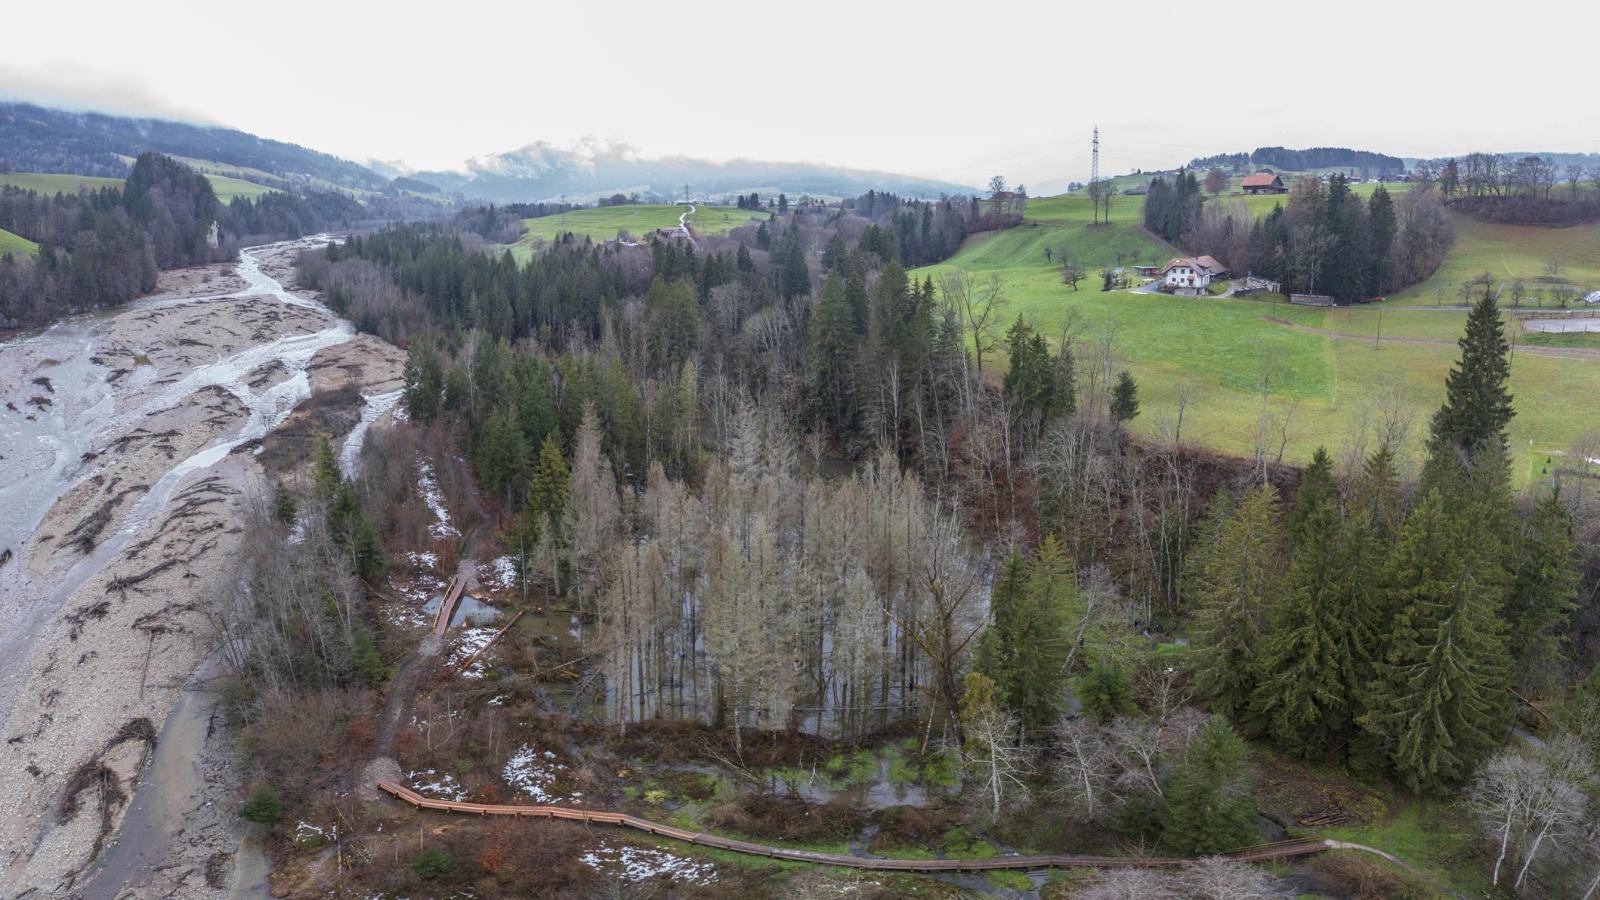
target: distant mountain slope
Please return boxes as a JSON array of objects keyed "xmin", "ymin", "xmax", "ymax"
[
  {"xmin": 412, "ymin": 141, "xmax": 975, "ymax": 203},
  {"xmin": 0, "ymin": 102, "xmax": 972, "ymax": 205},
  {"xmin": 0, "ymin": 102, "xmax": 386, "ymax": 190}
]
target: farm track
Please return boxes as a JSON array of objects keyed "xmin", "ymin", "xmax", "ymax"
[
  {"xmin": 1264, "ymin": 316, "xmax": 1600, "ymax": 360},
  {"xmin": 377, "ymin": 782, "xmax": 1335, "ymax": 873}
]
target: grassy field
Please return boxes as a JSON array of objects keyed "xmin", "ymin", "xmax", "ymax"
[
  {"xmin": 915, "ymin": 191, "xmax": 1600, "ymax": 484},
  {"xmin": 1390, "ymin": 213, "xmax": 1600, "ymax": 306},
  {"xmin": 0, "ymin": 226, "xmax": 38, "ymax": 257},
  {"xmin": 0, "ymin": 172, "xmax": 124, "ymax": 194},
  {"xmin": 204, "ymin": 173, "xmax": 278, "ymax": 201},
  {"xmin": 1, "ymin": 169, "xmax": 277, "ymax": 202},
  {"xmin": 508, "ymin": 204, "xmax": 762, "ymax": 259}
]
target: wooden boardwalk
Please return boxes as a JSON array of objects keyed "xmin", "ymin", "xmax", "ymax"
[
  {"xmin": 431, "ymin": 575, "xmax": 465, "ymax": 637},
  {"xmin": 377, "ymin": 782, "xmax": 1334, "ymax": 872}
]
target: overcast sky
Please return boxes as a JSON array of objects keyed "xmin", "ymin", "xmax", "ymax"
[{"xmin": 5, "ymin": 0, "xmax": 1596, "ymax": 190}]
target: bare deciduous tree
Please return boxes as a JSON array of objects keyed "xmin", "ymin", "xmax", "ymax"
[
  {"xmin": 1180, "ymin": 856, "xmax": 1288, "ymax": 899},
  {"xmin": 1052, "ymin": 717, "xmax": 1119, "ymax": 821}
]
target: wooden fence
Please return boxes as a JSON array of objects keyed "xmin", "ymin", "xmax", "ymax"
[{"xmin": 377, "ymin": 782, "xmax": 1333, "ymax": 872}]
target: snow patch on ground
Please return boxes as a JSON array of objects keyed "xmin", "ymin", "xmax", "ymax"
[
  {"xmin": 482, "ymin": 555, "xmax": 518, "ymax": 592},
  {"xmin": 580, "ymin": 843, "xmax": 717, "ymax": 885},
  {"xmin": 406, "ymin": 769, "xmax": 469, "ymax": 802},
  {"xmin": 446, "ymin": 626, "xmax": 498, "ymax": 678},
  {"xmin": 416, "ymin": 456, "xmax": 458, "ymax": 539},
  {"xmin": 294, "ymin": 820, "xmax": 337, "ymax": 846},
  {"xmin": 503, "ymin": 744, "xmax": 581, "ymax": 803},
  {"xmin": 384, "ymin": 553, "xmax": 447, "ymax": 629}
]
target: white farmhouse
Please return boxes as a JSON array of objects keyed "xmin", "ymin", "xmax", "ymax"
[{"xmin": 1160, "ymin": 255, "xmax": 1229, "ymax": 293}]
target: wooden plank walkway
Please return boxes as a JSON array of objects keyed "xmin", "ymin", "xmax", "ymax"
[
  {"xmin": 377, "ymin": 782, "xmax": 1333, "ymax": 872},
  {"xmin": 431, "ymin": 575, "xmax": 465, "ymax": 637}
]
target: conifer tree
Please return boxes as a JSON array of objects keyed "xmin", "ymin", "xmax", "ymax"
[
  {"xmin": 1251, "ymin": 460, "xmax": 1355, "ymax": 756},
  {"xmin": 1161, "ymin": 718, "xmax": 1257, "ymax": 854},
  {"xmin": 1424, "ymin": 291, "xmax": 1513, "ymax": 486},
  {"xmin": 1505, "ymin": 491, "xmax": 1579, "ymax": 694},
  {"xmin": 1191, "ymin": 483, "xmax": 1278, "ymax": 720},
  {"xmin": 1080, "ymin": 662, "xmax": 1136, "ymax": 724},
  {"xmin": 976, "ymin": 537, "xmax": 1076, "ymax": 735},
  {"xmin": 1363, "ymin": 490, "xmax": 1511, "ymax": 790},
  {"xmin": 312, "ymin": 435, "xmax": 341, "ymax": 502},
  {"xmin": 1109, "ymin": 370, "xmax": 1140, "ymax": 423},
  {"xmin": 472, "ymin": 403, "xmax": 529, "ymax": 502},
  {"xmin": 1349, "ymin": 444, "xmax": 1405, "ymax": 544},
  {"xmin": 524, "ymin": 433, "xmax": 570, "ymax": 542},
  {"xmin": 402, "ymin": 337, "xmax": 443, "ymax": 425},
  {"xmin": 1182, "ymin": 485, "xmax": 1235, "ymax": 607},
  {"xmin": 1285, "ymin": 447, "xmax": 1336, "ymax": 547},
  {"xmin": 810, "ymin": 273, "xmax": 858, "ymax": 435},
  {"xmin": 1338, "ymin": 509, "xmax": 1387, "ymax": 708}
]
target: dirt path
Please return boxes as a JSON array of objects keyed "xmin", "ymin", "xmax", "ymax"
[
  {"xmin": 366, "ymin": 485, "xmax": 491, "ymax": 793},
  {"xmin": 1263, "ymin": 315, "xmax": 1600, "ymax": 360}
]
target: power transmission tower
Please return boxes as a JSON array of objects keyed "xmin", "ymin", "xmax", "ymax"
[
  {"xmin": 683, "ymin": 183, "xmax": 692, "ymax": 204},
  {"xmin": 1090, "ymin": 126, "xmax": 1101, "ymax": 224}
]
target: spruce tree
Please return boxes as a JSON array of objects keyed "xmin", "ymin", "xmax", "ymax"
[
  {"xmin": 472, "ymin": 403, "xmax": 529, "ymax": 501},
  {"xmin": 1367, "ymin": 186, "xmax": 1397, "ymax": 295},
  {"xmin": 312, "ymin": 436, "xmax": 341, "ymax": 501},
  {"xmin": 976, "ymin": 537, "xmax": 1076, "ymax": 735},
  {"xmin": 1161, "ymin": 718, "xmax": 1257, "ymax": 854},
  {"xmin": 1338, "ymin": 509, "xmax": 1387, "ymax": 709},
  {"xmin": 1109, "ymin": 371, "xmax": 1140, "ymax": 423},
  {"xmin": 1183, "ymin": 485, "xmax": 1235, "ymax": 608},
  {"xmin": 810, "ymin": 273, "xmax": 858, "ymax": 434},
  {"xmin": 402, "ymin": 337, "xmax": 443, "ymax": 425},
  {"xmin": 1251, "ymin": 464, "xmax": 1354, "ymax": 757},
  {"xmin": 1505, "ymin": 491, "xmax": 1579, "ymax": 694},
  {"xmin": 1424, "ymin": 291, "xmax": 1513, "ymax": 485},
  {"xmin": 525, "ymin": 433, "xmax": 570, "ymax": 541},
  {"xmin": 1192, "ymin": 483, "xmax": 1278, "ymax": 720},
  {"xmin": 1285, "ymin": 447, "xmax": 1336, "ymax": 548},
  {"xmin": 1362, "ymin": 490, "xmax": 1510, "ymax": 790},
  {"xmin": 1350, "ymin": 444, "xmax": 1404, "ymax": 544}
]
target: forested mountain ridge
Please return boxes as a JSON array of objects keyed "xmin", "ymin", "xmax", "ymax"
[{"xmin": 0, "ymin": 101, "xmax": 387, "ymax": 189}]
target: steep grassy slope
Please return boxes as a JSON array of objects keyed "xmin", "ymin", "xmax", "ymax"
[{"xmin": 0, "ymin": 226, "xmax": 38, "ymax": 257}]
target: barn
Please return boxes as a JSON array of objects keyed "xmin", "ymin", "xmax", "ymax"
[{"xmin": 1241, "ymin": 172, "xmax": 1288, "ymax": 194}]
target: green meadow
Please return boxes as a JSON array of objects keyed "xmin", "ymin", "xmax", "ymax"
[
  {"xmin": 913, "ymin": 191, "xmax": 1600, "ymax": 484},
  {"xmin": 0, "ymin": 172, "xmax": 124, "ymax": 194},
  {"xmin": 204, "ymin": 173, "xmax": 278, "ymax": 201},
  {"xmin": 1, "ymin": 169, "xmax": 277, "ymax": 202},
  {"xmin": 508, "ymin": 204, "xmax": 762, "ymax": 259},
  {"xmin": 0, "ymin": 226, "xmax": 38, "ymax": 257},
  {"xmin": 1389, "ymin": 213, "xmax": 1600, "ymax": 306}
]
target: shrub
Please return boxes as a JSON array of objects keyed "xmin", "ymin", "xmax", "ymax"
[
  {"xmin": 239, "ymin": 785, "xmax": 280, "ymax": 824},
  {"xmin": 410, "ymin": 847, "xmax": 455, "ymax": 880}
]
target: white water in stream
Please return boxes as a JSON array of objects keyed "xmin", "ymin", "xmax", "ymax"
[
  {"xmin": 0, "ymin": 240, "xmax": 356, "ymax": 718},
  {"xmin": 0, "ymin": 238, "xmax": 375, "ymax": 896}
]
